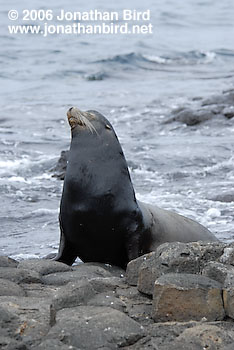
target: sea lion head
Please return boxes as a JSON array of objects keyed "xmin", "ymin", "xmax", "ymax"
[
  {"xmin": 65, "ymin": 106, "xmax": 137, "ymax": 209},
  {"xmin": 67, "ymin": 107, "xmax": 113, "ymax": 135}
]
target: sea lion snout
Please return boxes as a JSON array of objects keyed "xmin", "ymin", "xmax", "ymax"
[{"xmin": 67, "ymin": 107, "xmax": 97, "ymax": 133}]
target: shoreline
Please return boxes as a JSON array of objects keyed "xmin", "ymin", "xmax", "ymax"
[{"xmin": 1, "ymin": 240, "xmax": 234, "ymax": 349}]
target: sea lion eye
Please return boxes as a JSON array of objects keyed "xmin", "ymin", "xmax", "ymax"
[{"xmin": 105, "ymin": 124, "xmax": 111, "ymax": 130}]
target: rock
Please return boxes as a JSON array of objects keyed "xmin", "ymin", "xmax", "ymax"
[
  {"xmin": 42, "ymin": 263, "xmax": 114, "ymax": 286},
  {"xmin": 202, "ymin": 261, "xmax": 234, "ymax": 284},
  {"xmin": 87, "ymin": 292, "xmax": 126, "ymax": 312},
  {"xmin": 52, "ymin": 280, "xmax": 96, "ymax": 311},
  {"xmin": 84, "ymin": 262, "xmax": 125, "ymax": 278},
  {"xmin": 126, "ymin": 253, "xmax": 153, "ymax": 286},
  {"xmin": 223, "ymin": 288, "xmax": 234, "ymax": 319},
  {"xmin": 114, "ymin": 285, "xmax": 153, "ymax": 326},
  {"xmin": 0, "ymin": 256, "xmax": 18, "ymax": 268},
  {"xmin": 202, "ymin": 91, "xmax": 234, "ymax": 106},
  {"xmin": 223, "ymin": 106, "xmax": 234, "ymax": 119},
  {"xmin": 0, "ymin": 337, "xmax": 28, "ymax": 350},
  {"xmin": 89, "ymin": 276, "xmax": 126, "ymax": 293},
  {"xmin": 138, "ymin": 241, "xmax": 225, "ymax": 295},
  {"xmin": 159, "ymin": 341, "xmax": 202, "ymax": 350},
  {"xmin": 0, "ymin": 268, "xmax": 41, "ymax": 284},
  {"xmin": 0, "ymin": 279, "xmax": 26, "ymax": 297},
  {"xmin": 152, "ymin": 273, "xmax": 224, "ymax": 322},
  {"xmin": 0, "ymin": 305, "xmax": 21, "ymax": 337},
  {"xmin": 0, "ymin": 296, "xmax": 54, "ymax": 342},
  {"xmin": 223, "ymin": 345, "xmax": 234, "ymax": 350},
  {"xmin": 17, "ymin": 259, "xmax": 72, "ymax": 276},
  {"xmin": 51, "ymin": 150, "xmax": 69, "ymax": 180},
  {"xmin": 33, "ymin": 339, "xmax": 76, "ymax": 349},
  {"xmin": 211, "ymin": 192, "xmax": 234, "ymax": 203},
  {"xmin": 175, "ymin": 323, "xmax": 234, "ymax": 350},
  {"xmin": 168, "ymin": 108, "xmax": 215, "ymax": 125},
  {"xmin": 46, "ymin": 306, "xmax": 145, "ymax": 349},
  {"xmin": 147, "ymin": 321, "xmax": 197, "ymax": 348},
  {"xmin": 219, "ymin": 245, "xmax": 234, "ymax": 265},
  {"xmin": 20, "ymin": 283, "xmax": 60, "ymax": 299},
  {"xmin": 86, "ymin": 71, "xmax": 108, "ymax": 81}
]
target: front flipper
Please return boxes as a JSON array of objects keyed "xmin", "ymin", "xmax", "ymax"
[{"xmin": 53, "ymin": 222, "xmax": 77, "ymax": 266}]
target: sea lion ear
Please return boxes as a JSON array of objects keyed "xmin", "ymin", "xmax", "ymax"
[{"xmin": 105, "ymin": 124, "xmax": 111, "ymax": 130}]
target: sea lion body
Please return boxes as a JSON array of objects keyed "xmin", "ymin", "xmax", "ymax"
[{"xmin": 55, "ymin": 108, "xmax": 217, "ymax": 268}]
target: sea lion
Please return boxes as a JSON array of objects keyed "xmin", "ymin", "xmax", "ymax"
[{"xmin": 54, "ymin": 107, "xmax": 217, "ymax": 268}]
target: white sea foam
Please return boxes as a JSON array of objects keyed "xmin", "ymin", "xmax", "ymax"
[
  {"xmin": 143, "ymin": 54, "xmax": 168, "ymax": 64},
  {"xmin": 31, "ymin": 208, "xmax": 59, "ymax": 216}
]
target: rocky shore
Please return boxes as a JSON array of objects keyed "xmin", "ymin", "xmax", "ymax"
[{"xmin": 1, "ymin": 241, "xmax": 234, "ymax": 349}]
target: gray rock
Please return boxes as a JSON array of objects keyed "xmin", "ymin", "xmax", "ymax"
[
  {"xmin": 89, "ymin": 276, "xmax": 126, "ymax": 293},
  {"xmin": 0, "ymin": 268, "xmax": 41, "ymax": 284},
  {"xmin": 159, "ymin": 341, "xmax": 202, "ymax": 350},
  {"xmin": 211, "ymin": 192, "xmax": 234, "ymax": 203},
  {"xmin": 17, "ymin": 259, "xmax": 72, "ymax": 276},
  {"xmin": 51, "ymin": 150, "xmax": 69, "ymax": 180},
  {"xmin": 202, "ymin": 91, "xmax": 234, "ymax": 106},
  {"xmin": 114, "ymin": 286, "xmax": 153, "ymax": 326},
  {"xmin": 175, "ymin": 323, "xmax": 234, "ymax": 350},
  {"xmin": 147, "ymin": 321, "xmax": 197, "ymax": 347},
  {"xmin": 0, "ymin": 256, "xmax": 18, "ymax": 268},
  {"xmin": 0, "ymin": 279, "xmax": 26, "ymax": 297},
  {"xmin": 42, "ymin": 264, "xmax": 114, "ymax": 286},
  {"xmin": 52, "ymin": 280, "xmax": 96, "ymax": 311},
  {"xmin": 2, "ymin": 340, "xmax": 28, "ymax": 350},
  {"xmin": 0, "ymin": 296, "xmax": 54, "ymax": 342},
  {"xmin": 152, "ymin": 273, "xmax": 224, "ymax": 322},
  {"xmin": 202, "ymin": 261, "xmax": 234, "ymax": 284},
  {"xmin": 83, "ymin": 262, "xmax": 125, "ymax": 278},
  {"xmin": 47, "ymin": 306, "xmax": 145, "ymax": 349},
  {"xmin": 147, "ymin": 320, "xmax": 234, "ymax": 349},
  {"xmin": 126, "ymin": 253, "xmax": 153, "ymax": 286},
  {"xmin": 87, "ymin": 292, "xmax": 126, "ymax": 312},
  {"xmin": 223, "ymin": 288, "xmax": 234, "ymax": 319},
  {"xmin": 0, "ymin": 337, "xmax": 28, "ymax": 350},
  {"xmin": 34, "ymin": 339, "xmax": 76, "ymax": 349},
  {"xmin": 219, "ymin": 245, "xmax": 234, "ymax": 265},
  {"xmin": 138, "ymin": 241, "xmax": 225, "ymax": 295},
  {"xmin": 168, "ymin": 108, "xmax": 215, "ymax": 125},
  {"xmin": 223, "ymin": 106, "xmax": 234, "ymax": 119},
  {"xmin": 20, "ymin": 283, "xmax": 60, "ymax": 298},
  {"xmin": 0, "ymin": 305, "xmax": 20, "ymax": 337},
  {"xmin": 223, "ymin": 345, "xmax": 234, "ymax": 350}
]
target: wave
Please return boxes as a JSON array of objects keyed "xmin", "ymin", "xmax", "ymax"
[{"xmin": 94, "ymin": 50, "xmax": 218, "ymax": 72}]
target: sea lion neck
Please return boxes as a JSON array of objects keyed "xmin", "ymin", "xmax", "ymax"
[{"xmin": 66, "ymin": 125, "xmax": 137, "ymax": 207}]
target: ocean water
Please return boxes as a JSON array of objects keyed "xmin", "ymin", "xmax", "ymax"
[{"xmin": 0, "ymin": 0, "xmax": 234, "ymax": 259}]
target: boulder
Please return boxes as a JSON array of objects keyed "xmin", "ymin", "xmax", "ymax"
[
  {"xmin": 138, "ymin": 241, "xmax": 225, "ymax": 295},
  {"xmin": 0, "ymin": 256, "xmax": 18, "ymax": 268},
  {"xmin": 126, "ymin": 253, "xmax": 153, "ymax": 286},
  {"xmin": 52, "ymin": 280, "xmax": 96, "ymax": 311},
  {"xmin": 51, "ymin": 150, "xmax": 69, "ymax": 180},
  {"xmin": 152, "ymin": 273, "xmax": 224, "ymax": 322},
  {"xmin": 0, "ymin": 279, "xmax": 26, "ymax": 297},
  {"xmin": 168, "ymin": 108, "xmax": 215, "ymax": 125},
  {"xmin": 0, "ymin": 268, "xmax": 41, "ymax": 284},
  {"xmin": 219, "ymin": 245, "xmax": 234, "ymax": 265},
  {"xmin": 202, "ymin": 261, "xmax": 234, "ymax": 284},
  {"xmin": 42, "ymin": 264, "xmax": 113, "ymax": 286},
  {"xmin": 46, "ymin": 306, "xmax": 145, "ymax": 349},
  {"xmin": 87, "ymin": 292, "xmax": 126, "ymax": 312},
  {"xmin": 17, "ymin": 259, "xmax": 72, "ymax": 276},
  {"xmin": 0, "ymin": 296, "xmax": 54, "ymax": 342},
  {"xmin": 33, "ymin": 339, "xmax": 76, "ymax": 349},
  {"xmin": 174, "ymin": 323, "xmax": 234, "ymax": 350}
]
